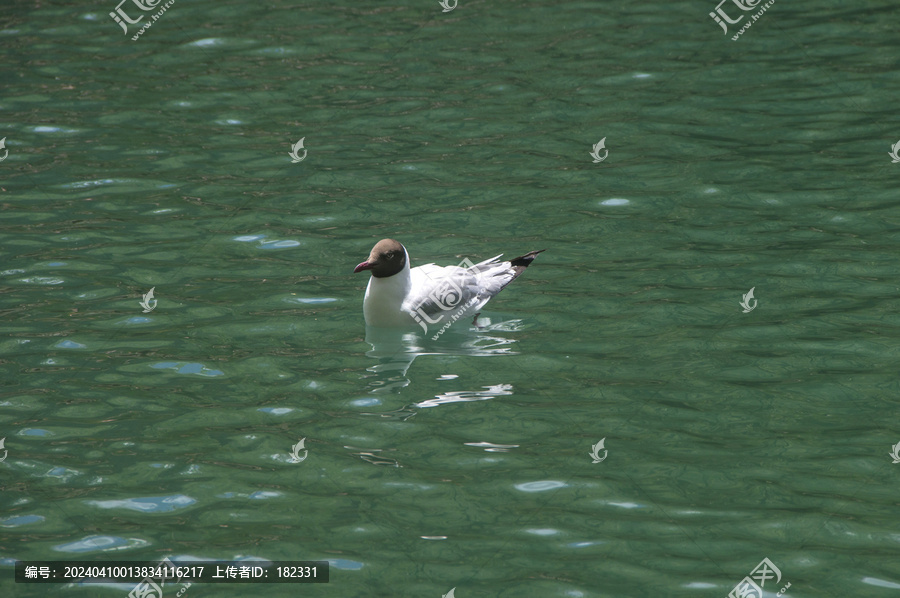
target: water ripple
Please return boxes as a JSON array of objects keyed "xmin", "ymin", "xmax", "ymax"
[
  {"xmin": 87, "ymin": 495, "xmax": 196, "ymax": 513},
  {"xmin": 150, "ymin": 362, "xmax": 225, "ymax": 377},
  {"xmin": 54, "ymin": 535, "xmax": 148, "ymax": 553}
]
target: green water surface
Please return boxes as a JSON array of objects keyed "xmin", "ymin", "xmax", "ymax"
[{"xmin": 1, "ymin": 0, "xmax": 899, "ymax": 596}]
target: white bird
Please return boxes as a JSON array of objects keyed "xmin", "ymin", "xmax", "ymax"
[{"xmin": 354, "ymin": 239, "xmax": 545, "ymax": 329}]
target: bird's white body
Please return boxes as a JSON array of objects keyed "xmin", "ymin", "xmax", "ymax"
[
  {"xmin": 363, "ymin": 249, "xmax": 414, "ymax": 327},
  {"xmin": 362, "ymin": 248, "xmax": 529, "ymax": 329}
]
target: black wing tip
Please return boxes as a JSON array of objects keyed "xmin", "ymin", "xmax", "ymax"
[{"xmin": 509, "ymin": 249, "xmax": 546, "ymax": 268}]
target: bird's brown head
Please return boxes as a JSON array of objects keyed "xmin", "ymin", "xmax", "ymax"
[{"xmin": 353, "ymin": 239, "xmax": 407, "ymax": 278}]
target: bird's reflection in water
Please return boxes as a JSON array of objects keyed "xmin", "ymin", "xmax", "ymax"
[{"xmin": 361, "ymin": 318, "xmax": 523, "ymax": 415}]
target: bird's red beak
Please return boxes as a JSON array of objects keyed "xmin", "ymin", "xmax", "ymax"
[{"xmin": 354, "ymin": 261, "xmax": 372, "ymax": 273}]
